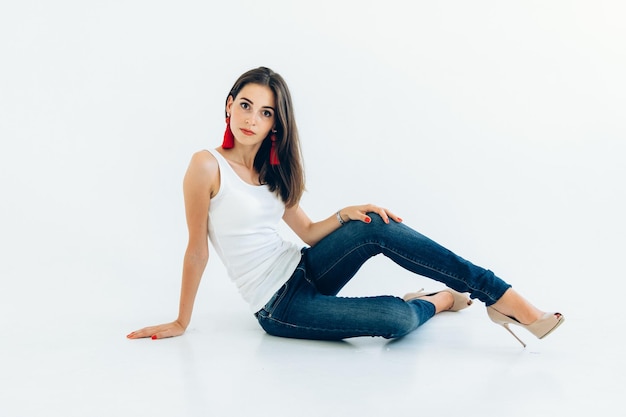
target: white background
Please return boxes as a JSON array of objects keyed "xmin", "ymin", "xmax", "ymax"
[{"xmin": 1, "ymin": 1, "xmax": 624, "ymax": 416}]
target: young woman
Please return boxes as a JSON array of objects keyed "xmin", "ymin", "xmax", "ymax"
[{"xmin": 127, "ymin": 67, "xmax": 563, "ymax": 347}]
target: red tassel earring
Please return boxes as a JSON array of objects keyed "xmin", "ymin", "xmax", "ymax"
[
  {"xmin": 222, "ymin": 116, "xmax": 234, "ymax": 149},
  {"xmin": 269, "ymin": 131, "xmax": 279, "ymax": 165}
]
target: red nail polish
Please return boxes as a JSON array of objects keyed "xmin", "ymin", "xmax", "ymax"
[
  {"xmin": 364, "ymin": 217, "xmax": 371, "ymax": 223},
  {"xmin": 151, "ymin": 335, "xmax": 157, "ymax": 340},
  {"xmin": 397, "ymin": 217, "xmax": 403, "ymax": 222}
]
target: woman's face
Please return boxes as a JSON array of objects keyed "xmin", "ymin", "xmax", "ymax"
[{"xmin": 226, "ymin": 83, "xmax": 276, "ymax": 147}]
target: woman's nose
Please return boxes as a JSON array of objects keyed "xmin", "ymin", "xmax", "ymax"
[{"xmin": 246, "ymin": 114, "xmax": 255, "ymax": 125}]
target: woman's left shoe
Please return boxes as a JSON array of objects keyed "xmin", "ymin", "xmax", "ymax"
[
  {"xmin": 403, "ymin": 288, "xmax": 473, "ymax": 312},
  {"xmin": 486, "ymin": 306, "xmax": 564, "ymax": 347}
]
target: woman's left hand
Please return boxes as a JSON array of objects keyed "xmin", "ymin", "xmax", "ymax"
[{"xmin": 339, "ymin": 204, "xmax": 402, "ymax": 224}]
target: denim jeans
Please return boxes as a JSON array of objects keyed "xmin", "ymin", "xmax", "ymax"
[{"xmin": 255, "ymin": 214, "xmax": 511, "ymax": 340}]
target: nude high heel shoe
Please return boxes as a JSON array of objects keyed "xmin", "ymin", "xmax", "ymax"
[
  {"xmin": 403, "ymin": 288, "xmax": 473, "ymax": 312},
  {"xmin": 486, "ymin": 307, "xmax": 564, "ymax": 347}
]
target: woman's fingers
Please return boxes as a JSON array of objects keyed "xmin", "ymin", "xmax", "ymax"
[
  {"xmin": 384, "ymin": 209, "xmax": 403, "ymax": 223},
  {"xmin": 127, "ymin": 326, "xmax": 157, "ymax": 339},
  {"xmin": 360, "ymin": 204, "xmax": 402, "ymax": 224},
  {"xmin": 374, "ymin": 206, "xmax": 391, "ymax": 224},
  {"xmin": 127, "ymin": 321, "xmax": 185, "ymax": 340}
]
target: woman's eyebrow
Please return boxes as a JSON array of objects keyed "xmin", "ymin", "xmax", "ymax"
[{"xmin": 240, "ymin": 97, "xmax": 275, "ymax": 111}]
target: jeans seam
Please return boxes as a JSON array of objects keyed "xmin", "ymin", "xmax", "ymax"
[
  {"xmin": 265, "ymin": 282, "xmax": 289, "ymax": 317},
  {"xmin": 259, "ymin": 314, "xmax": 403, "ymax": 339},
  {"xmin": 313, "ymin": 240, "xmax": 377, "ymax": 283},
  {"xmin": 384, "ymin": 244, "xmax": 507, "ymax": 302},
  {"xmin": 316, "ymin": 240, "xmax": 460, "ymax": 283},
  {"xmin": 315, "ymin": 241, "xmax": 503, "ymax": 303}
]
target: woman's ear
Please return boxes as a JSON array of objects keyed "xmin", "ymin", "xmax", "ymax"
[{"xmin": 226, "ymin": 95, "xmax": 234, "ymax": 115}]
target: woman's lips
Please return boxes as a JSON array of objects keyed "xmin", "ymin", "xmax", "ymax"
[{"xmin": 240, "ymin": 128, "xmax": 255, "ymax": 136}]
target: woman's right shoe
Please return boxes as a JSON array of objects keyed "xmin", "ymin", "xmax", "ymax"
[
  {"xmin": 486, "ymin": 306, "xmax": 564, "ymax": 347},
  {"xmin": 404, "ymin": 288, "xmax": 473, "ymax": 312}
]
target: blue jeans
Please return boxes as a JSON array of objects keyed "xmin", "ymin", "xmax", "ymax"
[{"xmin": 255, "ymin": 214, "xmax": 511, "ymax": 340}]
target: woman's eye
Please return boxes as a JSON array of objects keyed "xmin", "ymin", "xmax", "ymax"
[
  {"xmin": 240, "ymin": 102, "xmax": 250, "ymax": 110},
  {"xmin": 263, "ymin": 110, "xmax": 273, "ymax": 118}
]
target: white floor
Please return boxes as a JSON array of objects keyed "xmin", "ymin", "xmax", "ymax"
[
  {"xmin": 1, "ymin": 252, "xmax": 623, "ymax": 417},
  {"xmin": 2, "ymin": 2, "xmax": 625, "ymax": 416}
]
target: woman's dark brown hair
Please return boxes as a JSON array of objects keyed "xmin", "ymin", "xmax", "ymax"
[{"xmin": 225, "ymin": 67, "xmax": 305, "ymax": 207}]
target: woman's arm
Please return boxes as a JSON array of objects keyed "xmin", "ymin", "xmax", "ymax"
[
  {"xmin": 283, "ymin": 203, "xmax": 402, "ymax": 247},
  {"xmin": 127, "ymin": 151, "xmax": 219, "ymax": 340}
]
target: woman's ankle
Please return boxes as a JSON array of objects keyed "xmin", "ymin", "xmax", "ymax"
[
  {"xmin": 427, "ymin": 292, "xmax": 455, "ymax": 314},
  {"xmin": 492, "ymin": 289, "xmax": 543, "ymax": 324}
]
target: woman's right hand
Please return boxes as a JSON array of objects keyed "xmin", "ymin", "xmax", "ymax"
[{"xmin": 126, "ymin": 320, "xmax": 186, "ymax": 340}]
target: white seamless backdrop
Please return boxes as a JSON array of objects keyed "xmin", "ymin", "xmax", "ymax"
[{"xmin": 1, "ymin": 1, "xmax": 624, "ymax": 416}]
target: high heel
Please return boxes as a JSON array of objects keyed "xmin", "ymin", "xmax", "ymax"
[
  {"xmin": 403, "ymin": 288, "xmax": 473, "ymax": 312},
  {"xmin": 486, "ymin": 307, "xmax": 564, "ymax": 347}
]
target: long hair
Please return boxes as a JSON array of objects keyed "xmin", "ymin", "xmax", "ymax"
[{"xmin": 225, "ymin": 67, "xmax": 305, "ymax": 207}]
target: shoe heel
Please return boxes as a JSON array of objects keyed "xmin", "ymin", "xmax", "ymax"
[
  {"xmin": 500, "ymin": 323, "xmax": 527, "ymax": 348},
  {"xmin": 487, "ymin": 307, "xmax": 527, "ymax": 347}
]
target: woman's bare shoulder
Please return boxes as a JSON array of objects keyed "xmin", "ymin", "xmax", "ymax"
[
  {"xmin": 188, "ymin": 149, "xmax": 220, "ymax": 173},
  {"xmin": 185, "ymin": 149, "xmax": 221, "ymax": 196}
]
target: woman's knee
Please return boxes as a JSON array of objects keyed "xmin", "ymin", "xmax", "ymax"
[{"xmin": 353, "ymin": 213, "xmax": 402, "ymax": 237}]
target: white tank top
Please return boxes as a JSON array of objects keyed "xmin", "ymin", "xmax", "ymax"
[{"xmin": 206, "ymin": 149, "xmax": 302, "ymax": 312}]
